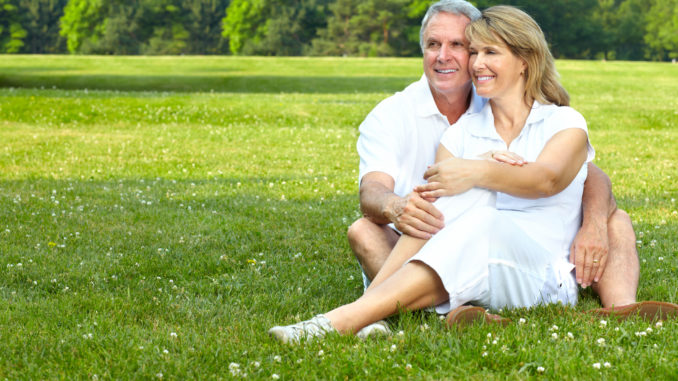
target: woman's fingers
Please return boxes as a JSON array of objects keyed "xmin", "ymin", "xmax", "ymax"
[{"xmin": 491, "ymin": 151, "xmax": 526, "ymax": 165}]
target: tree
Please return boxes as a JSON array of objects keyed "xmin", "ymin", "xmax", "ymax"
[
  {"xmin": 645, "ymin": 0, "xmax": 678, "ymax": 60},
  {"xmin": 0, "ymin": 0, "xmax": 27, "ymax": 52},
  {"xmin": 222, "ymin": 0, "xmax": 267, "ymax": 54},
  {"xmin": 183, "ymin": 0, "xmax": 230, "ymax": 54},
  {"xmin": 222, "ymin": 0, "xmax": 329, "ymax": 55},
  {"xmin": 59, "ymin": 0, "xmax": 105, "ymax": 53},
  {"xmin": 614, "ymin": 0, "xmax": 650, "ymax": 60},
  {"xmin": 17, "ymin": 0, "xmax": 68, "ymax": 53},
  {"xmin": 309, "ymin": 0, "xmax": 415, "ymax": 57}
]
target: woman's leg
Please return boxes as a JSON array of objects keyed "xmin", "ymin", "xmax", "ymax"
[{"xmin": 325, "ymin": 261, "xmax": 448, "ymax": 334}]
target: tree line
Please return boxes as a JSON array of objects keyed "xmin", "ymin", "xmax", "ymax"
[{"xmin": 1, "ymin": 0, "xmax": 676, "ymax": 60}]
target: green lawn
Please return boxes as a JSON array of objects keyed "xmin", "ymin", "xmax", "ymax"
[{"xmin": 1, "ymin": 55, "xmax": 677, "ymax": 379}]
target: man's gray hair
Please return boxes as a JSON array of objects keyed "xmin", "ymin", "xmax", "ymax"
[{"xmin": 420, "ymin": 0, "xmax": 481, "ymax": 53}]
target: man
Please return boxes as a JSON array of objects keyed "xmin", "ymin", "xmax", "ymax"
[{"xmin": 349, "ymin": 0, "xmax": 675, "ymax": 323}]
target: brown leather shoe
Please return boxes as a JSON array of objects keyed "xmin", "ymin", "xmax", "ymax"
[
  {"xmin": 586, "ymin": 301, "xmax": 678, "ymax": 321},
  {"xmin": 446, "ymin": 305, "xmax": 511, "ymax": 329}
]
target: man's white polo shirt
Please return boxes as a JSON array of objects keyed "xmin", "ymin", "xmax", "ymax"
[{"xmin": 357, "ymin": 74, "xmax": 486, "ymax": 197}]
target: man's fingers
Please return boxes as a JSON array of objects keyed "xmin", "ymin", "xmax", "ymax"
[
  {"xmin": 399, "ymin": 225, "xmax": 432, "ymax": 240},
  {"xmin": 573, "ymin": 246, "xmax": 586, "ymax": 285}
]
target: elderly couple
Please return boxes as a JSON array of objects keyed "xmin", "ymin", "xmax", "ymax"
[{"xmin": 270, "ymin": 0, "xmax": 677, "ymax": 343}]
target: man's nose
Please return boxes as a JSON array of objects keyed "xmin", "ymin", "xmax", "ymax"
[{"xmin": 438, "ymin": 46, "xmax": 452, "ymax": 61}]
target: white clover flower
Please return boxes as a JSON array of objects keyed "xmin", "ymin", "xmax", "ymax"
[
  {"xmin": 398, "ymin": 330, "xmax": 404, "ymax": 336},
  {"xmin": 253, "ymin": 361, "xmax": 260, "ymax": 368},
  {"xmin": 390, "ymin": 344, "xmax": 397, "ymax": 352},
  {"xmin": 604, "ymin": 362, "xmax": 611, "ymax": 368},
  {"xmin": 162, "ymin": 349, "xmax": 169, "ymax": 354},
  {"xmin": 550, "ymin": 325, "xmax": 559, "ymax": 331},
  {"xmin": 405, "ymin": 363, "xmax": 412, "ymax": 370},
  {"xmin": 537, "ymin": 366, "xmax": 545, "ymax": 373},
  {"xmin": 599, "ymin": 320, "xmax": 607, "ymax": 327},
  {"xmin": 518, "ymin": 318, "xmax": 526, "ymax": 324},
  {"xmin": 170, "ymin": 332, "xmax": 177, "ymax": 338},
  {"xmin": 274, "ymin": 355, "xmax": 282, "ymax": 362},
  {"xmin": 567, "ymin": 332, "xmax": 574, "ymax": 339},
  {"xmin": 156, "ymin": 372, "xmax": 163, "ymax": 379},
  {"xmin": 656, "ymin": 321, "xmax": 663, "ymax": 328},
  {"xmin": 318, "ymin": 350, "xmax": 324, "ymax": 357},
  {"xmin": 551, "ymin": 333, "xmax": 558, "ymax": 340},
  {"xmin": 482, "ymin": 352, "xmax": 488, "ymax": 357},
  {"xmin": 593, "ymin": 363, "xmax": 601, "ymax": 369},
  {"xmin": 646, "ymin": 327, "xmax": 653, "ymax": 334},
  {"xmin": 597, "ymin": 338, "xmax": 606, "ymax": 346},
  {"xmin": 271, "ymin": 375, "xmax": 280, "ymax": 380}
]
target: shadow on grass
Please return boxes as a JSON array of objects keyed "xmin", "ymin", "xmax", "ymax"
[{"xmin": 0, "ymin": 74, "xmax": 418, "ymax": 94}]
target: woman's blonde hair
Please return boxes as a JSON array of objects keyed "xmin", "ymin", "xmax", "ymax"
[{"xmin": 465, "ymin": 5, "xmax": 569, "ymax": 106}]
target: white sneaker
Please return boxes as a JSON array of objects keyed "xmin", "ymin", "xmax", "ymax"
[
  {"xmin": 356, "ymin": 320, "xmax": 390, "ymax": 339},
  {"xmin": 268, "ymin": 315, "xmax": 335, "ymax": 344}
]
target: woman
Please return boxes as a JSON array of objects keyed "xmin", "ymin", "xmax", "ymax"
[{"xmin": 269, "ymin": 5, "xmax": 593, "ymax": 343}]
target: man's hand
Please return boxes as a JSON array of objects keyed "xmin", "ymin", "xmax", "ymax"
[
  {"xmin": 384, "ymin": 192, "xmax": 444, "ymax": 239},
  {"xmin": 570, "ymin": 221, "xmax": 609, "ymax": 288}
]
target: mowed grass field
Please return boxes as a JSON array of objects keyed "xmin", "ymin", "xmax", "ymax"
[{"xmin": 0, "ymin": 55, "xmax": 677, "ymax": 379}]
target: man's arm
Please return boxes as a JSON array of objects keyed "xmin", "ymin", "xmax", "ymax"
[
  {"xmin": 359, "ymin": 172, "xmax": 444, "ymax": 240},
  {"xmin": 570, "ymin": 162, "xmax": 618, "ymax": 288}
]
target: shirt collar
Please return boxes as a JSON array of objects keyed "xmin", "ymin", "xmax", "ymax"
[
  {"xmin": 415, "ymin": 74, "xmax": 444, "ymax": 118},
  {"xmin": 415, "ymin": 75, "xmax": 487, "ymax": 120},
  {"xmin": 463, "ymin": 99, "xmax": 552, "ymax": 139}
]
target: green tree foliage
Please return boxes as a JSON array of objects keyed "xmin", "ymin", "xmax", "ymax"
[
  {"xmin": 184, "ymin": 0, "xmax": 230, "ymax": 54},
  {"xmin": 17, "ymin": 0, "xmax": 68, "ymax": 53},
  {"xmin": 309, "ymin": 0, "xmax": 416, "ymax": 57},
  {"xmin": 645, "ymin": 0, "xmax": 678, "ymax": 60},
  {"xmin": 222, "ymin": 0, "xmax": 327, "ymax": 55},
  {"xmin": 60, "ymin": 0, "xmax": 228, "ymax": 54},
  {"xmin": 0, "ymin": 0, "xmax": 27, "ymax": 52},
  {"xmin": 222, "ymin": 0, "xmax": 266, "ymax": 54},
  {"xmin": 4, "ymin": 0, "xmax": 676, "ymax": 60},
  {"xmin": 59, "ymin": 0, "xmax": 105, "ymax": 53},
  {"xmin": 614, "ymin": 0, "xmax": 650, "ymax": 60}
]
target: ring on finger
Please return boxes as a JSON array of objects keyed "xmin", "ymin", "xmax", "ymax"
[{"xmin": 592, "ymin": 259, "xmax": 599, "ymax": 263}]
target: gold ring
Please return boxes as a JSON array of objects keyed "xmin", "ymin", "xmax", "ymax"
[{"xmin": 592, "ymin": 259, "xmax": 599, "ymax": 263}]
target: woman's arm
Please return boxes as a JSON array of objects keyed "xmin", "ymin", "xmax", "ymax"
[{"xmin": 417, "ymin": 128, "xmax": 589, "ymax": 199}]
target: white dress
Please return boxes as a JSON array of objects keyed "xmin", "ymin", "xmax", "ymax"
[{"xmin": 407, "ymin": 101, "xmax": 595, "ymax": 313}]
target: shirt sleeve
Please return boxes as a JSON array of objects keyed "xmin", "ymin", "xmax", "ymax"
[
  {"xmin": 549, "ymin": 107, "xmax": 595, "ymax": 163},
  {"xmin": 438, "ymin": 119, "xmax": 465, "ymax": 158},
  {"xmin": 357, "ymin": 106, "xmax": 402, "ymax": 184}
]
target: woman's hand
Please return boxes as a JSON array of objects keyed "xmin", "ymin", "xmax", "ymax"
[
  {"xmin": 478, "ymin": 150, "xmax": 527, "ymax": 166},
  {"xmin": 415, "ymin": 157, "xmax": 480, "ymax": 198}
]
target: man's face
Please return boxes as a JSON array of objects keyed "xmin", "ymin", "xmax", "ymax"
[{"xmin": 422, "ymin": 12, "xmax": 472, "ymax": 99}]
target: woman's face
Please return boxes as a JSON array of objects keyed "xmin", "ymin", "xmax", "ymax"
[{"xmin": 468, "ymin": 39, "xmax": 526, "ymax": 100}]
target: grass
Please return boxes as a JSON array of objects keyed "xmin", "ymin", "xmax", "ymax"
[{"xmin": 0, "ymin": 55, "xmax": 677, "ymax": 379}]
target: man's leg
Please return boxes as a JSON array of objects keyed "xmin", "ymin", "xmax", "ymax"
[
  {"xmin": 592, "ymin": 209, "xmax": 639, "ymax": 307},
  {"xmin": 347, "ymin": 218, "xmax": 399, "ymax": 282},
  {"xmin": 589, "ymin": 209, "xmax": 678, "ymax": 319}
]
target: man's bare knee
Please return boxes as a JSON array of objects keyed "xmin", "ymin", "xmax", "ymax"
[
  {"xmin": 347, "ymin": 218, "xmax": 398, "ymax": 277},
  {"xmin": 608, "ymin": 209, "xmax": 637, "ymax": 252}
]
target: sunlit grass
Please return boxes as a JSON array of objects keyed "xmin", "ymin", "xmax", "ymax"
[{"xmin": 0, "ymin": 55, "xmax": 676, "ymax": 379}]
